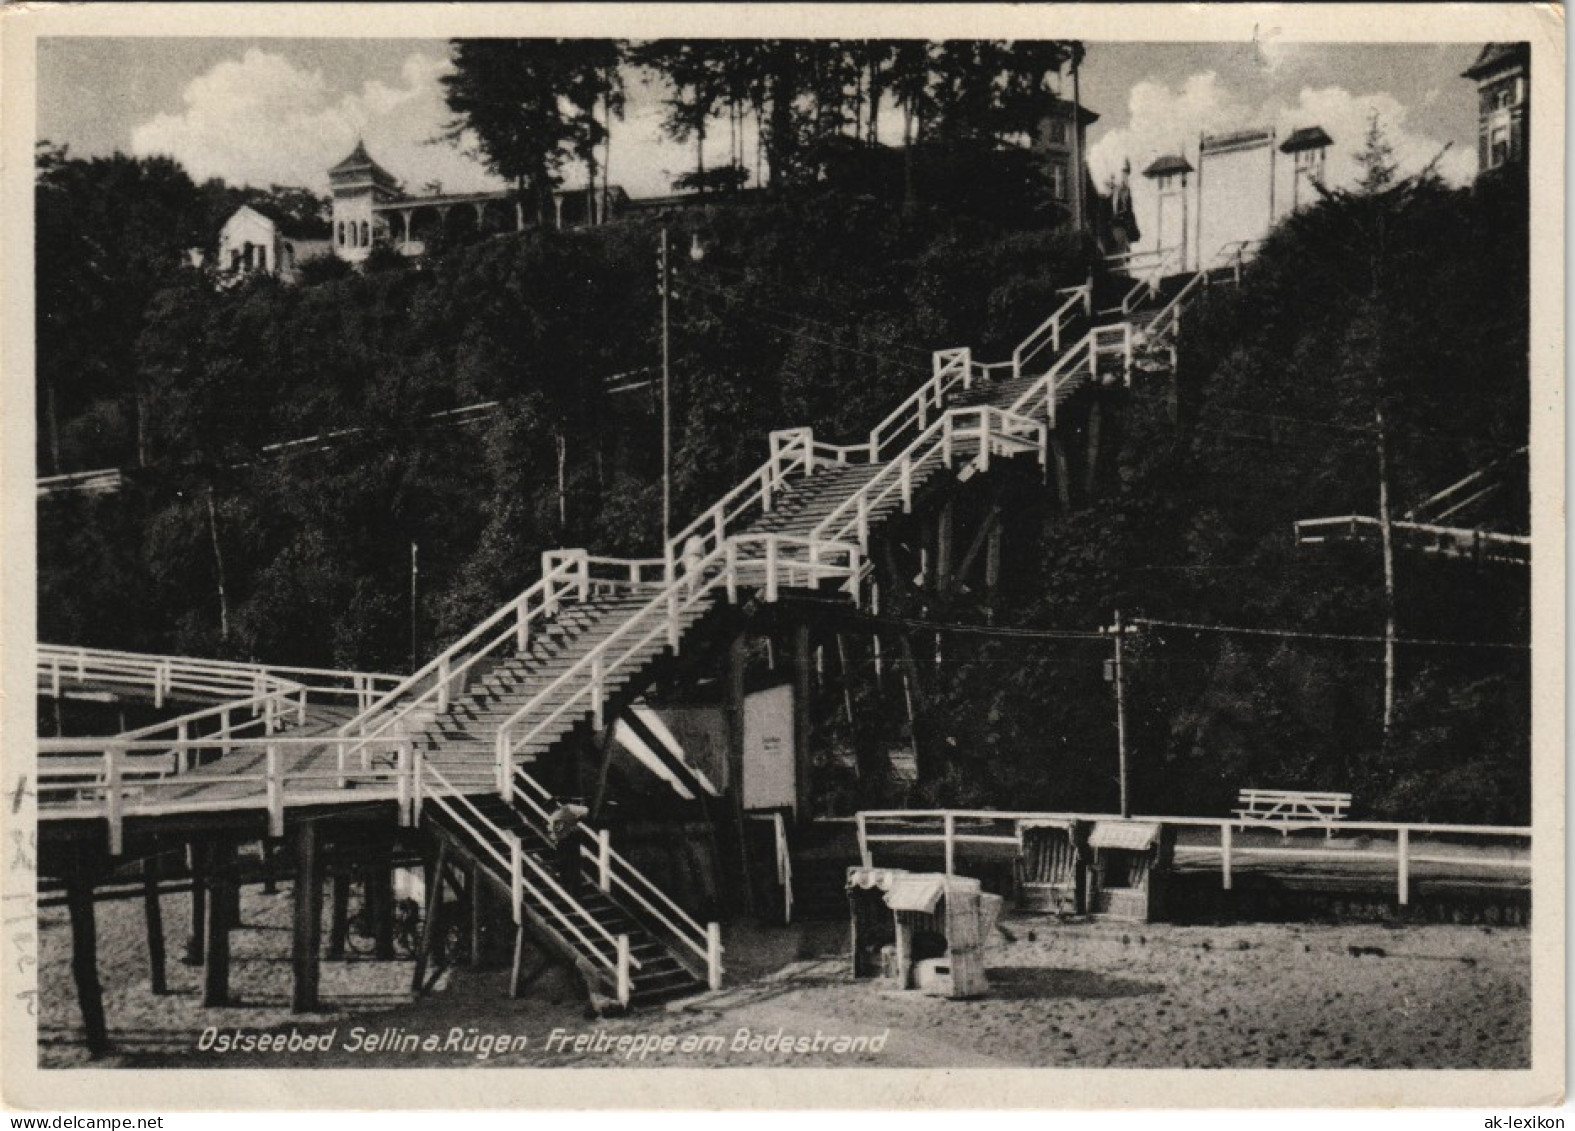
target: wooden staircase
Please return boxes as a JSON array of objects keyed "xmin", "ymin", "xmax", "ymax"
[
  {"xmin": 410, "ymin": 592, "xmax": 717, "ymax": 791},
  {"xmin": 425, "ymin": 783, "xmax": 707, "ymax": 1007}
]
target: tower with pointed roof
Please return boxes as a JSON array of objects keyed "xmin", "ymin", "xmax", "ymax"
[
  {"xmin": 1142, "ymin": 152, "xmax": 1193, "ymax": 271},
  {"xmin": 1279, "ymin": 126, "xmax": 1333, "ymax": 211},
  {"xmin": 1464, "ymin": 43, "xmax": 1529, "ymax": 173},
  {"xmin": 329, "ymin": 140, "xmax": 404, "ymax": 263}
]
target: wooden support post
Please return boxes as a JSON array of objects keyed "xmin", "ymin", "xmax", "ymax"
[
  {"xmin": 327, "ymin": 870, "xmax": 350, "ymax": 960},
  {"xmin": 184, "ymin": 840, "xmax": 206, "ymax": 965},
  {"xmin": 725, "ymin": 630, "xmax": 756, "ymax": 916},
  {"xmin": 936, "ymin": 500, "xmax": 955, "ymax": 591},
  {"xmin": 371, "ymin": 841, "xmax": 396, "ymax": 960},
  {"xmin": 1396, "ymin": 827, "xmax": 1410, "ymax": 907},
  {"xmin": 470, "ymin": 861, "xmax": 485, "ymax": 967},
  {"xmin": 1221, "ymin": 823, "xmax": 1233, "ymax": 890},
  {"xmin": 983, "ymin": 521, "xmax": 1003, "ymax": 623},
  {"xmin": 142, "ymin": 856, "xmax": 167, "ymax": 995},
  {"xmin": 792, "ymin": 623, "xmax": 813, "ymax": 819},
  {"xmin": 291, "ymin": 822, "xmax": 322, "ymax": 1012},
  {"xmin": 262, "ymin": 839, "xmax": 278, "ymax": 895},
  {"xmin": 1050, "ymin": 434, "xmax": 1073, "ymax": 513},
  {"xmin": 203, "ymin": 841, "xmax": 234, "ymax": 1007},
  {"xmin": 508, "ymin": 927, "xmax": 551, "ymax": 998},
  {"xmin": 66, "ymin": 870, "xmax": 111, "ymax": 1057},
  {"xmin": 411, "ymin": 838, "xmax": 449, "ymax": 995},
  {"xmin": 1084, "ymin": 397, "xmax": 1104, "ymax": 499},
  {"xmin": 725, "ymin": 632, "xmax": 748, "ymax": 800}
]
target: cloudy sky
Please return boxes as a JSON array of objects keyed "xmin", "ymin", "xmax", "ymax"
[{"xmin": 38, "ymin": 37, "xmax": 1482, "ymax": 236}]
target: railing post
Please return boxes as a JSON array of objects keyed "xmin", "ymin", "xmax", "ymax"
[
  {"xmin": 296, "ymin": 688, "xmax": 308, "ymax": 726},
  {"xmin": 979, "ymin": 411, "xmax": 992, "ymax": 473},
  {"xmin": 220, "ymin": 707, "xmax": 232, "ymax": 756},
  {"xmin": 509, "ymin": 835, "xmax": 525, "ymax": 924},
  {"xmin": 396, "ymin": 741, "xmax": 413, "ymax": 826},
  {"xmin": 154, "ymin": 662, "xmax": 166, "ymax": 709},
  {"xmin": 616, "ymin": 934, "xmax": 632, "ymax": 1007},
  {"xmin": 847, "ymin": 545, "xmax": 863, "ymax": 606},
  {"xmin": 436, "ymin": 656, "xmax": 451, "ymax": 712},
  {"xmin": 666, "ymin": 560, "xmax": 681, "ymax": 650},
  {"xmin": 105, "ymin": 746, "xmax": 124, "ymax": 856},
  {"xmin": 857, "ymin": 495, "xmax": 869, "ymax": 548},
  {"xmin": 591, "ymin": 655, "xmax": 605, "ymax": 729},
  {"xmin": 900, "ymin": 456, "xmax": 912, "ymax": 512},
  {"xmin": 515, "ymin": 593, "xmax": 530, "ymax": 652},
  {"xmin": 266, "ymin": 744, "xmax": 284, "ymax": 838},
  {"xmin": 576, "ymin": 550, "xmax": 590, "ymax": 602},
  {"xmin": 50, "ymin": 658, "xmax": 61, "ymax": 697},
  {"xmin": 1221, "ymin": 822, "xmax": 1233, "ymax": 890},
  {"xmin": 765, "ymin": 535, "xmax": 779, "ymax": 603},
  {"xmin": 713, "ymin": 510, "xmax": 726, "ymax": 549},
  {"xmin": 943, "ymin": 812, "xmax": 956, "ymax": 879},
  {"xmin": 495, "ymin": 730, "xmax": 510, "ymax": 799},
  {"xmin": 706, "ymin": 922, "xmax": 723, "ymax": 991},
  {"xmin": 943, "ymin": 415, "xmax": 954, "ymax": 468},
  {"xmin": 803, "ymin": 432, "xmax": 815, "ymax": 476},
  {"xmin": 1396, "ymin": 827, "xmax": 1410, "ymax": 906},
  {"xmin": 413, "ymin": 746, "xmax": 425, "ymax": 818},
  {"xmin": 857, "ymin": 812, "xmax": 872, "ymax": 868},
  {"xmin": 724, "ymin": 541, "xmax": 738, "ymax": 604},
  {"xmin": 177, "ymin": 720, "xmax": 191, "ymax": 771},
  {"xmin": 597, "ymin": 829, "xmax": 612, "ymax": 893}
]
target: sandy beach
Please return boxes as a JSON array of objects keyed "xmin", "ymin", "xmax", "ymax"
[{"xmin": 36, "ymin": 883, "xmax": 1529, "ymax": 1070}]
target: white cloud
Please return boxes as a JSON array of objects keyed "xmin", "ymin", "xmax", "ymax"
[
  {"xmin": 1088, "ymin": 72, "xmax": 1475, "ymax": 256},
  {"xmin": 130, "ymin": 48, "xmax": 503, "ymax": 194}
]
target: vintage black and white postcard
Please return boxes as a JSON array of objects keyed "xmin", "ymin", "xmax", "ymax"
[{"xmin": 0, "ymin": 1, "xmax": 1564, "ymax": 1113}]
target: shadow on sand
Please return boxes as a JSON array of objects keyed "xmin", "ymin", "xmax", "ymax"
[{"xmin": 983, "ymin": 966, "xmax": 1162, "ymax": 1001}]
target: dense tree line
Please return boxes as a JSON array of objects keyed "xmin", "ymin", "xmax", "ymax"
[
  {"xmin": 36, "ymin": 131, "xmax": 1530, "ymax": 824},
  {"xmin": 442, "ymin": 39, "xmax": 1083, "ymax": 202}
]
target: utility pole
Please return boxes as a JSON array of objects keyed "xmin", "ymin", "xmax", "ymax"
[
  {"xmin": 1375, "ymin": 408, "xmax": 1397, "ymax": 742},
  {"xmin": 410, "ymin": 541, "xmax": 420, "ymax": 674},
  {"xmin": 1106, "ymin": 610, "xmax": 1131, "ymax": 817},
  {"xmin": 659, "ymin": 228, "xmax": 672, "ymax": 547}
]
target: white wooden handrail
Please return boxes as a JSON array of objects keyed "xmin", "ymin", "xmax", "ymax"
[
  {"xmin": 493, "ymin": 540, "xmax": 733, "ymax": 783},
  {"xmin": 1012, "ymin": 283, "xmax": 1091, "ymax": 380},
  {"xmin": 420, "ymin": 762, "xmax": 632, "ymax": 973}
]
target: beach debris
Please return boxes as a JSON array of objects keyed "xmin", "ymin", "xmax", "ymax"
[{"xmin": 1347, "ymin": 945, "xmax": 1388, "ymax": 957}]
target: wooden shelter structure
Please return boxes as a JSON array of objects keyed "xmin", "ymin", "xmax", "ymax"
[
  {"xmin": 1087, "ymin": 820, "xmax": 1174, "ymax": 921},
  {"xmin": 846, "ymin": 867, "xmax": 1002, "ymax": 999},
  {"xmin": 1015, "ymin": 816, "xmax": 1090, "ymax": 914}
]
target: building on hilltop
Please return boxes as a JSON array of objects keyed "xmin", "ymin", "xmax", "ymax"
[
  {"xmin": 216, "ymin": 202, "xmax": 333, "ymax": 283},
  {"xmin": 327, "ymin": 139, "xmax": 628, "ymax": 263},
  {"xmin": 1463, "ymin": 43, "xmax": 1529, "ymax": 173},
  {"xmin": 1137, "ymin": 123, "xmax": 1332, "ymax": 274}
]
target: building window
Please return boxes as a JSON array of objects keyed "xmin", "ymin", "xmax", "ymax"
[
  {"xmin": 361, "ymin": 220, "xmax": 370, "ymax": 246},
  {"xmin": 1048, "ymin": 161, "xmax": 1067, "ymax": 201},
  {"xmin": 258, "ymin": 246, "xmax": 267, "ymax": 272},
  {"xmin": 1046, "ymin": 118, "xmax": 1068, "ymax": 146},
  {"xmin": 337, "ymin": 221, "xmax": 345, "ymax": 247},
  {"xmin": 1488, "ymin": 122, "xmax": 1511, "ymax": 168}
]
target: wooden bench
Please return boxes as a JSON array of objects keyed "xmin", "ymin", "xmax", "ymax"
[{"xmin": 1234, "ymin": 788, "xmax": 1351, "ymax": 838}]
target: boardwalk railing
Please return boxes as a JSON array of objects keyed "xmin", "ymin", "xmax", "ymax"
[
  {"xmin": 38, "ymin": 644, "xmax": 400, "ymax": 713},
  {"xmin": 511, "ymin": 771, "xmax": 722, "ymax": 990},
  {"xmin": 36, "ymin": 734, "xmax": 417, "ymax": 855},
  {"xmin": 419, "ymin": 760, "xmax": 642, "ymax": 1004},
  {"xmin": 336, "ymin": 553, "xmax": 590, "ymax": 757},
  {"xmin": 854, "ymin": 809, "xmax": 1531, "ymax": 906}
]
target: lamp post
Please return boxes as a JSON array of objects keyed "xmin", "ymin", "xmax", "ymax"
[
  {"xmin": 660, "ymin": 229, "xmax": 671, "ymax": 547},
  {"xmin": 657, "ymin": 228, "xmax": 706, "ymax": 550}
]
